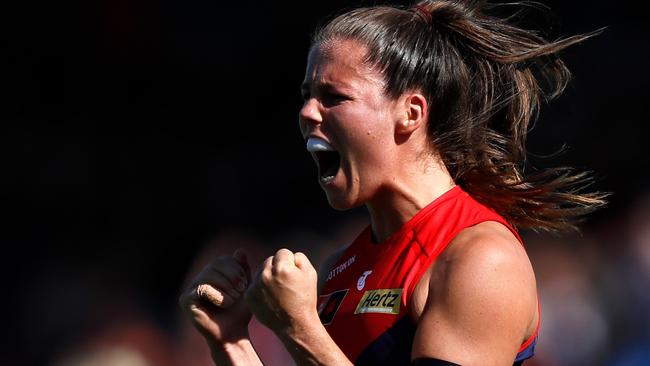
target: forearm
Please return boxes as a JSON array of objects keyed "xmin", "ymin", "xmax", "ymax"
[
  {"xmin": 209, "ymin": 338, "xmax": 264, "ymax": 366},
  {"xmin": 275, "ymin": 316, "xmax": 353, "ymax": 366}
]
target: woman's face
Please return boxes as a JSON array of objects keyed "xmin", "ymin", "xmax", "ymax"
[{"xmin": 299, "ymin": 39, "xmax": 403, "ymax": 210}]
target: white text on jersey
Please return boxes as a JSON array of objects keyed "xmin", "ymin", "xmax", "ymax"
[{"xmin": 326, "ymin": 255, "xmax": 356, "ymax": 282}]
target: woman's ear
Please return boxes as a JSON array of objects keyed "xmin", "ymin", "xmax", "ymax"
[{"xmin": 396, "ymin": 93, "xmax": 428, "ymax": 136}]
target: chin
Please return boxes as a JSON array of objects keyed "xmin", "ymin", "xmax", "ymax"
[{"xmin": 324, "ymin": 190, "xmax": 364, "ymax": 211}]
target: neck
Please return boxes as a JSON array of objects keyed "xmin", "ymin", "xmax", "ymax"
[{"xmin": 365, "ymin": 154, "xmax": 455, "ymax": 243}]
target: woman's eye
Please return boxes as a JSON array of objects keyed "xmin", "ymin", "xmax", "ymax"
[{"xmin": 322, "ymin": 92, "xmax": 347, "ymax": 106}]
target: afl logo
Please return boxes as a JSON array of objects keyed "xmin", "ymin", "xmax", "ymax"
[{"xmin": 357, "ymin": 270, "xmax": 372, "ymax": 291}]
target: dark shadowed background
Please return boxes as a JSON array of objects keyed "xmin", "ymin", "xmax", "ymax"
[{"xmin": 1, "ymin": 1, "xmax": 649, "ymax": 365}]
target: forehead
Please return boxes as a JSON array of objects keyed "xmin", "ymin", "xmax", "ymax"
[{"xmin": 303, "ymin": 39, "xmax": 384, "ymax": 89}]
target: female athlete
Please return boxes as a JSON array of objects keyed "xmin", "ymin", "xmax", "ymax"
[{"xmin": 179, "ymin": 1, "xmax": 605, "ymax": 365}]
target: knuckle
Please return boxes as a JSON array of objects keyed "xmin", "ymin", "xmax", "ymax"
[
  {"xmin": 261, "ymin": 270, "xmax": 273, "ymax": 285},
  {"xmin": 275, "ymin": 263, "xmax": 291, "ymax": 276},
  {"xmin": 277, "ymin": 248, "xmax": 291, "ymax": 255},
  {"xmin": 308, "ymin": 265, "xmax": 318, "ymax": 277}
]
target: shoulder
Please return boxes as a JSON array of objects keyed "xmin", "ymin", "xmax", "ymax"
[
  {"xmin": 432, "ymin": 221, "xmax": 536, "ymax": 316},
  {"xmin": 443, "ymin": 221, "xmax": 532, "ymax": 278},
  {"xmin": 411, "ymin": 221, "xmax": 537, "ymax": 363}
]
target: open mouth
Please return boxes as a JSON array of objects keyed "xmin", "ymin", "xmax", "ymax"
[
  {"xmin": 315, "ymin": 150, "xmax": 341, "ymax": 183},
  {"xmin": 306, "ymin": 137, "xmax": 341, "ymax": 184}
]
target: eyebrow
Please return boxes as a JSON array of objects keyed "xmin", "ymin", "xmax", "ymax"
[{"xmin": 301, "ymin": 80, "xmax": 350, "ymax": 94}]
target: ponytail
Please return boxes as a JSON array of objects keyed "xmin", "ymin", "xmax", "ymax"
[{"xmin": 314, "ymin": 0, "xmax": 607, "ymax": 231}]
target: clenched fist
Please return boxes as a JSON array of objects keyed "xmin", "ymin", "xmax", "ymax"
[
  {"xmin": 179, "ymin": 249, "xmax": 252, "ymax": 345},
  {"xmin": 244, "ymin": 249, "xmax": 319, "ymax": 333}
]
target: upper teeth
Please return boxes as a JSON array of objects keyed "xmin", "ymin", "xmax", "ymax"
[{"xmin": 306, "ymin": 137, "xmax": 334, "ymax": 152}]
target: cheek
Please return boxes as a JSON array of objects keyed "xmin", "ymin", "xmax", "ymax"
[{"xmin": 329, "ymin": 106, "xmax": 393, "ymax": 149}]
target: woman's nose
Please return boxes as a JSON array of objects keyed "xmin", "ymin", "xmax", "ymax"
[{"xmin": 298, "ymin": 98, "xmax": 322, "ymax": 129}]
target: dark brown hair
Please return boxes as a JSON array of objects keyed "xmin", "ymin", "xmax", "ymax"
[{"xmin": 313, "ymin": 0, "xmax": 607, "ymax": 232}]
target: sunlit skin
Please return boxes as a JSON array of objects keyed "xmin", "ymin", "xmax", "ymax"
[
  {"xmin": 299, "ymin": 38, "xmax": 456, "ymax": 242},
  {"xmin": 181, "ymin": 37, "xmax": 539, "ymax": 366}
]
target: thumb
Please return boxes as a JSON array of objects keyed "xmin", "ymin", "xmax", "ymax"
[{"xmin": 233, "ymin": 248, "xmax": 251, "ymax": 281}]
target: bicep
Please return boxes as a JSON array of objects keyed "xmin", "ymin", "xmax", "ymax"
[{"xmin": 411, "ymin": 236, "xmax": 536, "ymax": 365}]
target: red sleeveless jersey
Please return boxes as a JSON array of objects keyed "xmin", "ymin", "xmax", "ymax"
[{"xmin": 317, "ymin": 186, "xmax": 539, "ymax": 365}]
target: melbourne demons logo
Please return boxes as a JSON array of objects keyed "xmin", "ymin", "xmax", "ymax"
[{"xmin": 317, "ymin": 289, "xmax": 348, "ymax": 325}]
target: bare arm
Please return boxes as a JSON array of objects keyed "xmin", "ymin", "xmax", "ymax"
[
  {"xmin": 209, "ymin": 340, "xmax": 263, "ymax": 366},
  {"xmin": 411, "ymin": 223, "xmax": 538, "ymax": 366},
  {"xmin": 245, "ymin": 248, "xmax": 353, "ymax": 366},
  {"xmin": 179, "ymin": 249, "xmax": 263, "ymax": 366},
  {"xmin": 183, "ymin": 246, "xmax": 348, "ymax": 366}
]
